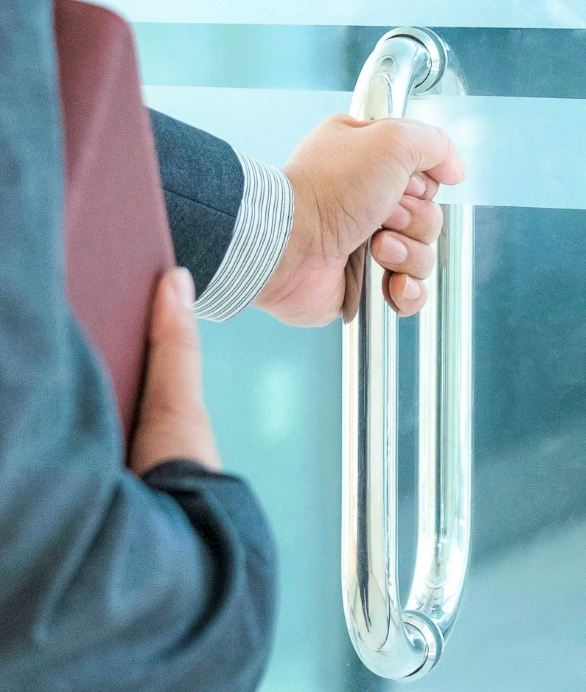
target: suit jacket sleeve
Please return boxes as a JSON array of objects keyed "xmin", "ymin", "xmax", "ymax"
[
  {"xmin": 150, "ymin": 109, "xmax": 294, "ymax": 321},
  {"xmin": 149, "ymin": 108, "xmax": 244, "ymax": 298},
  {"xmin": 0, "ymin": 5, "xmax": 276, "ymax": 691}
]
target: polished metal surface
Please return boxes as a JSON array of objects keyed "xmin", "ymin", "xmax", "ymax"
[{"xmin": 342, "ymin": 28, "xmax": 474, "ymax": 681}]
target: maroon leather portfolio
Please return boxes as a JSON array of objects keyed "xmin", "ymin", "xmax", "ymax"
[{"xmin": 55, "ymin": 0, "xmax": 176, "ymax": 447}]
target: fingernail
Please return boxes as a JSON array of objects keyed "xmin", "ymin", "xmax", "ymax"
[
  {"xmin": 380, "ymin": 234, "xmax": 408, "ymax": 264},
  {"xmin": 402, "ymin": 276, "xmax": 421, "ymax": 301},
  {"xmin": 170, "ymin": 267, "xmax": 195, "ymax": 309}
]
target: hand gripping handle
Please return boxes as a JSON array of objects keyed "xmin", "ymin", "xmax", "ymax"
[{"xmin": 342, "ymin": 27, "xmax": 474, "ymax": 681}]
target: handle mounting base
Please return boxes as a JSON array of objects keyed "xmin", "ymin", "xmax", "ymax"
[
  {"xmin": 402, "ymin": 611, "xmax": 445, "ymax": 679},
  {"xmin": 384, "ymin": 27, "xmax": 448, "ymax": 93}
]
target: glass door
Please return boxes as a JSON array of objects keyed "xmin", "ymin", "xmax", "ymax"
[{"xmin": 99, "ymin": 1, "xmax": 586, "ymax": 688}]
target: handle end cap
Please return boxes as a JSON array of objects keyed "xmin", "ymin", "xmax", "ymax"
[{"xmin": 403, "ymin": 611, "xmax": 445, "ymax": 680}]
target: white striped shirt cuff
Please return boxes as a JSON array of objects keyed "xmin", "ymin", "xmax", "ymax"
[{"xmin": 193, "ymin": 152, "xmax": 294, "ymax": 322}]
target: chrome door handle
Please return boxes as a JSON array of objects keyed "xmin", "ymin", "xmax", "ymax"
[{"xmin": 342, "ymin": 27, "xmax": 474, "ymax": 681}]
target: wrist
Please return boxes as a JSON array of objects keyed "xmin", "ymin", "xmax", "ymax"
[
  {"xmin": 255, "ymin": 166, "xmax": 345, "ymax": 326},
  {"xmin": 254, "ymin": 167, "xmax": 312, "ymax": 314}
]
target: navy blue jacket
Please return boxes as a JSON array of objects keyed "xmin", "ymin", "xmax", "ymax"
[{"xmin": 0, "ymin": 3, "xmax": 276, "ymax": 691}]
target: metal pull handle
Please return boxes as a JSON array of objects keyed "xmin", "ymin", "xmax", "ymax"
[{"xmin": 342, "ymin": 27, "xmax": 474, "ymax": 681}]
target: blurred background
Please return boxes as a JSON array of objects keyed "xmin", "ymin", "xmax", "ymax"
[{"xmin": 97, "ymin": 2, "xmax": 586, "ymax": 689}]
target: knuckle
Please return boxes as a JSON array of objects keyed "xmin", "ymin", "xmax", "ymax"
[
  {"xmin": 423, "ymin": 178, "xmax": 440, "ymax": 201},
  {"xmin": 435, "ymin": 125, "xmax": 449, "ymax": 146},
  {"xmin": 419, "ymin": 202, "xmax": 443, "ymax": 243},
  {"xmin": 433, "ymin": 126, "xmax": 451, "ymax": 160},
  {"xmin": 370, "ymin": 231, "xmax": 384, "ymax": 256},
  {"xmin": 139, "ymin": 396, "xmax": 207, "ymax": 435},
  {"xmin": 406, "ymin": 245, "xmax": 435, "ymax": 280},
  {"xmin": 140, "ymin": 396, "xmax": 185, "ymax": 428},
  {"xmin": 374, "ymin": 120, "xmax": 417, "ymax": 173},
  {"xmin": 420, "ymin": 246, "xmax": 436, "ymax": 279},
  {"xmin": 150, "ymin": 327, "xmax": 198, "ymax": 351},
  {"xmin": 431, "ymin": 202, "xmax": 444, "ymax": 233},
  {"xmin": 327, "ymin": 113, "xmax": 357, "ymax": 128}
]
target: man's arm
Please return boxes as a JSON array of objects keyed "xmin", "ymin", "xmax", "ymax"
[
  {"xmin": 150, "ymin": 110, "xmax": 464, "ymax": 327},
  {"xmin": 0, "ymin": 5, "xmax": 275, "ymax": 691},
  {"xmin": 150, "ymin": 109, "xmax": 293, "ymax": 320}
]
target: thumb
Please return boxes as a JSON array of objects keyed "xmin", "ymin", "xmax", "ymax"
[
  {"xmin": 130, "ymin": 267, "xmax": 220, "ymax": 476},
  {"xmin": 382, "ymin": 119, "xmax": 466, "ymax": 185}
]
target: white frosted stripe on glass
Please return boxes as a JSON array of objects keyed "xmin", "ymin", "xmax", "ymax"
[
  {"xmin": 144, "ymin": 86, "xmax": 586, "ymax": 210},
  {"xmin": 406, "ymin": 96, "xmax": 586, "ymax": 210},
  {"xmin": 97, "ymin": 0, "xmax": 586, "ymax": 28},
  {"xmin": 144, "ymin": 86, "xmax": 351, "ymax": 169}
]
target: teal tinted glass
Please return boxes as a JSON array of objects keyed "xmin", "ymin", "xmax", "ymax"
[{"xmin": 98, "ymin": 1, "xmax": 586, "ymax": 688}]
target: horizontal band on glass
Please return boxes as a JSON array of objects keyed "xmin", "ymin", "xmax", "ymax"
[
  {"xmin": 144, "ymin": 86, "xmax": 586, "ymax": 210},
  {"xmin": 99, "ymin": 0, "xmax": 586, "ymax": 29},
  {"xmin": 132, "ymin": 24, "xmax": 586, "ymax": 100}
]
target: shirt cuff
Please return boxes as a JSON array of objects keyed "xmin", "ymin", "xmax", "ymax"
[{"xmin": 193, "ymin": 152, "xmax": 294, "ymax": 322}]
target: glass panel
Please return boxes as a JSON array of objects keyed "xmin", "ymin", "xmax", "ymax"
[
  {"xmin": 133, "ymin": 26, "xmax": 586, "ymax": 100},
  {"xmin": 198, "ymin": 312, "xmax": 347, "ymax": 691},
  {"xmin": 91, "ymin": 6, "xmax": 586, "ymax": 689},
  {"xmin": 350, "ymin": 205, "xmax": 586, "ymax": 690},
  {"xmin": 145, "ymin": 86, "xmax": 586, "ymax": 209},
  {"xmin": 98, "ymin": 0, "xmax": 586, "ymax": 29}
]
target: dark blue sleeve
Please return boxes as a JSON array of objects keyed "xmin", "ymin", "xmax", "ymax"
[
  {"xmin": 143, "ymin": 461, "xmax": 278, "ymax": 690},
  {"xmin": 149, "ymin": 109, "xmax": 245, "ymax": 296},
  {"xmin": 0, "ymin": 4, "xmax": 276, "ymax": 691}
]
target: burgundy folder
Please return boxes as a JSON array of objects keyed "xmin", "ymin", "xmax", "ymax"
[{"xmin": 55, "ymin": 0, "xmax": 176, "ymax": 448}]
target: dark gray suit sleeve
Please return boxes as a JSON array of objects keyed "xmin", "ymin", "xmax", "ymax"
[
  {"xmin": 149, "ymin": 109, "xmax": 295, "ymax": 322},
  {"xmin": 0, "ymin": 4, "xmax": 276, "ymax": 691},
  {"xmin": 149, "ymin": 109, "xmax": 244, "ymax": 297}
]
